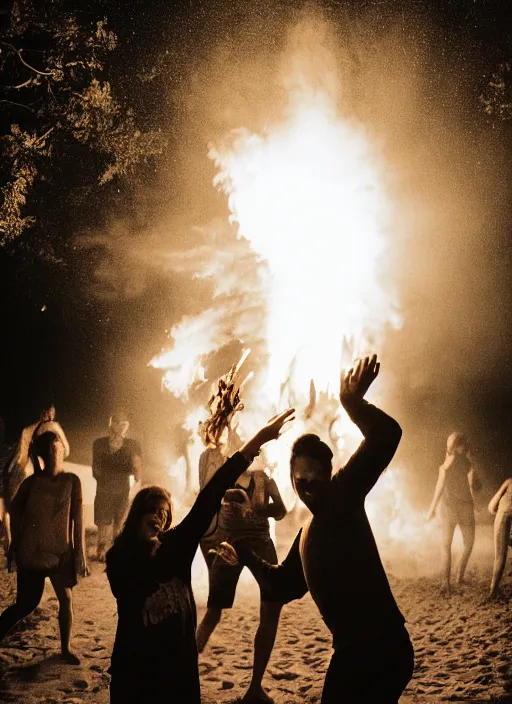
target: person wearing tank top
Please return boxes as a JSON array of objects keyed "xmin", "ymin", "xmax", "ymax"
[
  {"xmin": 427, "ymin": 432, "xmax": 482, "ymax": 593},
  {"xmin": 196, "ymin": 430, "xmax": 288, "ymax": 704}
]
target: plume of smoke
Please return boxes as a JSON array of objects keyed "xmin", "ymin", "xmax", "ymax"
[{"xmin": 79, "ymin": 5, "xmax": 510, "ymax": 511}]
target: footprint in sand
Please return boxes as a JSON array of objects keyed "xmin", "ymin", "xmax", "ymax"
[
  {"xmin": 219, "ymin": 680, "xmax": 234, "ymax": 689},
  {"xmin": 269, "ymin": 670, "xmax": 299, "ymax": 680}
]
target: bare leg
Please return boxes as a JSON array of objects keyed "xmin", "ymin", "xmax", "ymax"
[
  {"xmin": 441, "ymin": 519, "xmax": 456, "ymax": 593},
  {"xmin": 0, "ymin": 504, "xmax": 10, "ymax": 557},
  {"xmin": 456, "ymin": 520, "xmax": 475, "ymax": 584},
  {"xmin": 490, "ymin": 512, "xmax": 511, "ymax": 597},
  {"xmin": 0, "ymin": 570, "xmax": 45, "ymax": 640},
  {"xmin": 3, "ymin": 510, "xmax": 11, "ymax": 552},
  {"xmin": 196, "ymin": 607, "xmax": 222, "ymax": 653},
  {"xmin": 97, "ymin": 524, "xmax": 110, "ymax": 561},
  {"xmin": 242, "ymin": 601, "xmax": 283, "ymax": 703},
  {"xmin": 113, "ymin": 493, "xmax": 129, "ymax": 539},
  {"xmin": 49, "ymin": 574, "xmax": 79, "ymax": 664}
]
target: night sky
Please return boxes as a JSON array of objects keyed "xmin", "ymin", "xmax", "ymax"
[{"xmin": 0, "ymin": 0, "xmax": 510, "ymax": 499}]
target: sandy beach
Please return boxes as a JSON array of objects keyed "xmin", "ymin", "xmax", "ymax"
[{"xmin": 0, "ymin": 520, "xmax": 510, "ymax": 704}]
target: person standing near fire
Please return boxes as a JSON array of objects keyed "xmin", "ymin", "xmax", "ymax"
[
  {"xmin": 92, "ymin": 411, "xmax": 141, "ymax": 562},
  {"xmin": 213, "ymin": 355, "xmax": 414, "ymax": 703},
  {"xmin": 0, "ymin": 431, "xmax": 87, "ymax": 664},
  {"xmin": 195, "ymin": 357, "xmax": 288, "ymax": 704},
  {"xmin": 2, "ymin": 403, "xmax": 70, "ymax": 560},
  {"xmin": 427, "ymin": 432, "xmax": 482, "ymax": 593},
  {"xmin": 488, "ymin": 477, "xmax": 512, "ymax": 598}
]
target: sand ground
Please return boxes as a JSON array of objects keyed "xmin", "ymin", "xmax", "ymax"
[{"xmin": 0, "ymin": 521, "xmax": 510, "ymax": 704}]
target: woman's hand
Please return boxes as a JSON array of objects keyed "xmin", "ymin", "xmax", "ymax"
[
  {"xmin": 257, "ymin": 408, "xmax": 296, "ymax": 445},
  {"xmin": 222, "ymin": 488, "xmax": 257, "ymax": 520},
  {"xmin": 240, "ymin": 408, "xmax": 295, "ymax": 461},
  {"xmin": 209, "ymin": 541, "xmax": 240, "ymax": 567}
]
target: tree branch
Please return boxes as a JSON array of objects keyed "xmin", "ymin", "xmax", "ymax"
[
  {"xmin": 0, "ymin": 41, "xmax": 54, "ymax": 76},
  {"xmin": 0, "ymin": 99, "xmax": 35, "ymax": 112},
  {"xmin": 6, "ymin": 78, "xmax": 35, "ymax": 89},
  {"xmin": 34, "ymin": 127, "xmax": 54, "ymax": 144}
]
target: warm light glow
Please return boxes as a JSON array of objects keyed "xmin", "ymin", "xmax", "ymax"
[
  {"xmin": 209, "ymin": 90, "xmax": 400, "ymax": 401},
  {"xmin": 148, "ymin": 38, "xmax": 438, "ymax": 551}
]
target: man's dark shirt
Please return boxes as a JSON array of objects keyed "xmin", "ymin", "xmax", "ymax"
[
  {"xmin": 237, "ymin": 401, "xmax": 405, "ymax": 647},
  {"xmin": 92, "ymin": 437, "xmax": 141, "ymax": 495}
]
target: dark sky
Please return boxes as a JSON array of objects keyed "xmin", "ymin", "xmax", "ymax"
[{"xmin": 0, "ymin": 0, "xmax": 510, "ymax": 491}]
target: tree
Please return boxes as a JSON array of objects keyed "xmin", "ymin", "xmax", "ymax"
[
  {"xmin": 480, "ymin": 62, "xmax": 512, "ymax": 121},
  {"xmin": 0, "ymin": 0, "xmax": 165, "ymax": 245}
]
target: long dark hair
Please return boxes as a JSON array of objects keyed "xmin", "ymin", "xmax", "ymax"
[
  {"xmin": 30, "ymin": 430, "xmax": 59, "ymax": 474},
  {"xmin": 115, "ymin": 485, "xmax": 173, "ymax": 545}
]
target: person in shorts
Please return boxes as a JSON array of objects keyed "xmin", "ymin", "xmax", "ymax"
[
  {"xmin": 196, "ymin": 437, "xmax": 287, "ymax": 704},
  {"xmin": 0, "ymin": 431, "xmax": 87, "ymax": 663},
  {"xmin": 93, "ymin": 411, "xmax": 141, "ymax": 561}
]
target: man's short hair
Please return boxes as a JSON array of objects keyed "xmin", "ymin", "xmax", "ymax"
[
  {"xmin": 290, "ymin": 433, "xmax": 333, "ymax": 477},
  {"xmin": 111, "ymin": 410, "xmax": 129, "ymax": 424}
]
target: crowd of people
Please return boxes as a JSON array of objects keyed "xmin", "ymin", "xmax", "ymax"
[{"xmin": 0, "ymin": 355, "xmax": 510, "ymax": 703}]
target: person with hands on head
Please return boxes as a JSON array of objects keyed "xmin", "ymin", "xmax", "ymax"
[
  {"xmin": 197, "ymin": 425, "xmax": 288, "ymax": 704},
  {"xmin": 214, "ymin": 355, "xmax": 414, "ymax": 704},
  {"xmin": 105, "ymin": 408, "xmax": 294, "ymax": 704},
  {"xmin": 488, "ymin": 477, "xmax": 512, "ymax": 599},
  {"xmin": 426, "ymin": 432, "xmax": 482, "ymax": 594}
]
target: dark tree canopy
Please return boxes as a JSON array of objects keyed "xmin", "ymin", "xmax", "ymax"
[{"xmin": 0, "ymin": 0, "xmax": 165, "ymax": 245}]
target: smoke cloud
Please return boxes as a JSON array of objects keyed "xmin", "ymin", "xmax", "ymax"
[{"xmin": 79, "ymin": 3, "xmax": 511, "ymax": 507}]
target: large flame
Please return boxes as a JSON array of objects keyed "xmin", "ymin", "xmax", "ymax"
[
  {"xmin": 149, "ymin": 36, "xmax": 437, "ymax": 557},
  {"xmin": 209, "ymin": 89, "xmax": 400, "ymax": 402}
]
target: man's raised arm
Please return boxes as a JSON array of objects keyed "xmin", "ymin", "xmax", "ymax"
[{"xmin": 335, "ymin": 355, "xmax": 402, "ymax": 497}]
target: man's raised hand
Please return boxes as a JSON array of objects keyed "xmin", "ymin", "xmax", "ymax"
[{"xmin": 340, "ymin": 354, "xmax": 380, "ymax": 406}]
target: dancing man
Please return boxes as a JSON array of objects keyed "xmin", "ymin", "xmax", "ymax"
[{"xmin": 214, "ymin": 355, "xmax": 414, "ymax": 703}]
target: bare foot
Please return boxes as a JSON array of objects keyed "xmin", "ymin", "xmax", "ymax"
[
  {"xmin": 439, "ymin": 584, "xmax": 451, "ymax": 596},
  {"xmin": 61, "ymin": 650, "xmax": 81, "ymax": 665},
  {"xmin": 241, "ymin": 687, "xmax": 274, "ymax": 704}
]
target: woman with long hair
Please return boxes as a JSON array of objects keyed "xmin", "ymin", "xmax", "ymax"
[
  {"xmin": 427, "ymin": 432, "xmax": 482, "ymax": 593},
  {"xmin": 105, "ymin": 409, "xmax": 294, "ymax": 704},
  {"xmin": 0, "ymin": 431, "xmax": 86, "ymax": 663}
]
